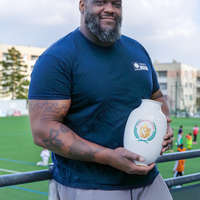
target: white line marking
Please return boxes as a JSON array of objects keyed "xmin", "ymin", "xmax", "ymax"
[{"xmin": 0, "ymin": 168, "xmax": 20, "ymax": 174}]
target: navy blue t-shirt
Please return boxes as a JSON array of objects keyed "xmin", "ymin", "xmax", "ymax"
[{"xmin": 29, "ymin": 28, "xmax": 160, "ymax": 190}]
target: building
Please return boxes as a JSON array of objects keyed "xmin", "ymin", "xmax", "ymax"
[
  {"xmin": 154, "ymin": 60, "xmax": 198, "ymax": 115},
  {"xmin": 196, "ymin": 71, "xmax": 200, "ymax": 111},
  {"xmin": 0, "ymin": 44, "xmax": 45, "ymax": 99}
]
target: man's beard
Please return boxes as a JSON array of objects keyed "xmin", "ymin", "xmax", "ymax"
[{"xmin": 85, "ymin": 11, "xmax": 122, "ymax": 43}]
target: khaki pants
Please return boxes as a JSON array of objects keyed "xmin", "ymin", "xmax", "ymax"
[{"xmin": 48, "ymin": 174, "xmax": 173, "ymax": 200}]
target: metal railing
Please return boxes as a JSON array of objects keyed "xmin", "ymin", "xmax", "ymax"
[
  {"xmin": 0, "ymin": 150, "xmax": 200, "ymax": 187},
  {"xmin": 0, "ymin": 169, "xmax": 52, "ymax": 187},
  {"xmin": 156, "ymin": 149, "xmax": 200, "ymax": 163}
]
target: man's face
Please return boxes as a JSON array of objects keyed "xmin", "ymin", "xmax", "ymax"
[{"xmin": 84, "ymin": 0, "xmax": 122, "ymax": 43}]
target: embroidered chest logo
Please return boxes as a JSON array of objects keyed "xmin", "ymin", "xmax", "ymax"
[
  {"xmin": 134, "ymin": 120, "xmax": 156, "ymax": 143},
  {"xmin": 133, "ymin": 62, "xmax": 148, "ymax": 71}
]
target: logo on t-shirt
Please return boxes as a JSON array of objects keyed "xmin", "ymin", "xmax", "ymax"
[
  {"xmin": 133, "ymin": 62, "xmax": 148, "ymax": 71},
  {"xmin": 134, "ymin": 120, "xmax": 156, "ymax": 143}
]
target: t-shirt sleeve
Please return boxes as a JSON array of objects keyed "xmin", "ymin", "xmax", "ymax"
[{"xmin": 28, "ymin": 54, "xmax": 72, "ymax": 100}]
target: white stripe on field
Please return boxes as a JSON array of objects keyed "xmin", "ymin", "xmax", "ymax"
[{"xmin": 0, "ymin": 168, "xmax": 20, "ymax": 174}]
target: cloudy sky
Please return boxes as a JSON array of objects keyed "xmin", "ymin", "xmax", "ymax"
[{"xmin": 0, "ymin": 0, "xmax": 199, "ymax": 67}]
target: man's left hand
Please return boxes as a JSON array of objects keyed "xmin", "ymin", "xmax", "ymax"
[{"xmin": 161, "ymin": 124, "xmax": 173, "ymax": 154}]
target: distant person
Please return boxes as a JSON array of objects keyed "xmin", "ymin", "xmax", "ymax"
[
  {"xmin": 178, "ymin": 125, "xmax": 183, "ymax": 135},
  {"xmin": 177, "ymin": 125, "xmax": 183, "ymax": 146},
  {"xmin": 37, "ymin": 148, "xmax": 50, "ymax": 166},
  {"xmin": 173, "ymin": 144, "xmax": 186, "ymax": 177},
  {"xmin": 185, "ymin": 133, "xmax": 192, "ymax": 150},
  {"xmin": 193, "ymin": 125, "xmax": 199, "ymax": 144}
]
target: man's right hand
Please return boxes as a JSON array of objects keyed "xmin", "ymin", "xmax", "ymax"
[{"xmin": 106, "ymin": 147, "xmax": 155, "ymax": 175}]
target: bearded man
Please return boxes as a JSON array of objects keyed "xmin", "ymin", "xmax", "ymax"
[{"xmin": 28, "ymin": 0, "xmax": 173, "ymax": 199}]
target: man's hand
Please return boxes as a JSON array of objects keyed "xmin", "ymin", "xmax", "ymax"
[
  {"xmin": 106, "ymin": 147, "xmax": 155, "ymax": 175},
  {"xmin": 161, "ymin": 123, "xmax": 173, "ymax": 154}
]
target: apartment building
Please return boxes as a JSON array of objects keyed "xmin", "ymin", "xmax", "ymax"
[
  {"xmin": 154, "ymin": 60, "xmax": 198, "ymax": 114},
  {"xmin": 0, "ymin": 44, "xmax": 45, "ymax": 99},
  {"xmin": 196, "ymin": 71, "xmax": 200, "ymax": 111}
]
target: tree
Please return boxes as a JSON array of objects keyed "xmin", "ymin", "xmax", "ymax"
[{"xmin": 0, "ymin": 47, "xmax": 30, "ymax": 99}]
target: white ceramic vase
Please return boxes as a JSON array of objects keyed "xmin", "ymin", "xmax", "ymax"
[{"xmin": 124, "ymin": 99, "xmax": 167, "ymax": 165}]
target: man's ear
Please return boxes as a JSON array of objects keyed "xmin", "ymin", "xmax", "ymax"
[{"xmin": 79, "ymin": 0, "xmax": 85, "ymax": 14}]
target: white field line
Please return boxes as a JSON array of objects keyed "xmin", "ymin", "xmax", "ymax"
[{"xmin": 0, "ymin": 168, "xmax": 20, "ymax": 174}]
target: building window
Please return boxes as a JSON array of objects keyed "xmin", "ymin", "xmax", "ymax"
[
  {"xmin": 31, "ymin": 55, "xmax": 38, "ymax": 60},
  {"xmin": 160, "ymin": 83, "xmax": 167, "ymax": 90},
  {"xmin": 158, "ymin": 71, "xmax": 167, "ymax": 78},
  {"xmin": 185, "ymin": 83, "xmax": 188, "ymax": 88}
]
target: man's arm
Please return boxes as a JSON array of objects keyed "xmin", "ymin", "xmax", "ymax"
[
  {"xmin": 29, "ymin": 100, "xmax": 155, "ymax": 175},
  {"xmin": 151, "ymin": 89, "xmax": 173, "ymax": 153}
]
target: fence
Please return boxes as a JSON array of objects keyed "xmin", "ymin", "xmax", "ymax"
[{"xmin": 0, "ymin": 150, "xmax": 200, "ymax": 199}]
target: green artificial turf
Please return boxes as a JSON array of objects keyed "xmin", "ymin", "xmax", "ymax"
[
  {"xmin": 158, "ymin": 117, "xmax": 200, "ymax": 179},
  {"xmin": 0, "ymin": 116, "xmax": 200, "ymax": 199},
  {"xmin": 0, "ymin": 116, "xmax": 48, "ymax": 200}
]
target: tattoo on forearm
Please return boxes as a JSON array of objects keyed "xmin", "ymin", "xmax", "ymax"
[
  {"xmin": 43, "ymin": 128, "xmax": 101, "ymax": 162},
  {"xmin": 43, "ymin": 128, "xmax": 64, "ymax": 151},
  {"xmin": 60, "ymin": 124, "xmax": 70, "ymax": 134},
  {"xmin": 68, "ymin": 140, "xmax": 100, "ymax": 162},
  {"xmin": 59, "ymin": 124, "xmax": 76, "ymax": 140}
]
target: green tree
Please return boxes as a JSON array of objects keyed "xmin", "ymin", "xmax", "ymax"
[{"xmin": 0, "ymin": 47, "xmax": 30, "ymax": 99}]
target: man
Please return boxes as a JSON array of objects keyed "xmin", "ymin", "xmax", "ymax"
[
  {"xmin": 177, "ymin": 125, "xmax": 183, "ymax": 146},
  {"xmin": 193, "ymin": 125, "xmax": 199, "ymax": 144},
  {"xmin": 185, "ymin": 133, "xmax": 192, "ymax": 150},
  {"xmin": 173, "ymin": 144, "xmax": 186, "ymax": 177},
  {"xmin": 28, "ymin": 0, "xmax": 173, "ymax": 199},
  {"xmin": 178, "ymin": 125, "xmax": 183, "ymax": 135}
]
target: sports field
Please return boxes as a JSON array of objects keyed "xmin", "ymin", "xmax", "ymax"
[
  {"xmin": 158, "ymin": 117, "xmax": 200, "ymax": 178},
  {"xmin": 0, "ymin": 116, "xmax": 48, "ymax": 200},
  {"xmin": 0, "ymin": 116, "xmax": 200, "ymax": 199}
]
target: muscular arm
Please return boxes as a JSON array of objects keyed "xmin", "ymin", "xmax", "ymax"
[
  {"xmin": 151, "ymin": 89, "xmax": 173, "ymax": 153},
  {"xmin": 29, "ymin": 100, "xmax": 155, "ymax": 174},
  {"xmin": 29, "ymin": 100, "xmax": 109, "ymax": 164}
]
